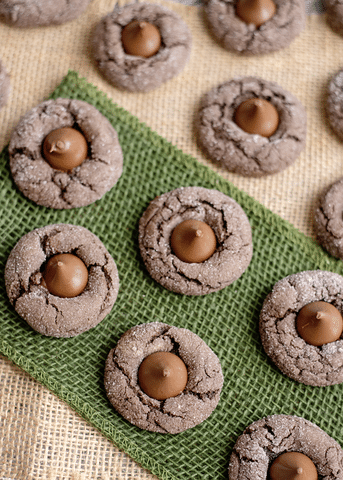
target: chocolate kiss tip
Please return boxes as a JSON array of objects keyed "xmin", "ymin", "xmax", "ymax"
[
  {"xmin": 195, "ymin": 229, "xmax": 203, "ymax": 237},
  {"xmin": 316, "ymin": 312, "xmax": 328, "ymax": 321},
  {"xmin": 57, "ymin": 261, "xmax": 63, "ymax": 267},
  {"xmin": 163, "ymin": 368, "xmax": 171, "ymax": 377},
  {"xmin": 297, "ymin": 467, "xmax": 303, "ymax": 474}
]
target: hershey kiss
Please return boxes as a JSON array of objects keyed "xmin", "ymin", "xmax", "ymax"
[{"xmin": 236, "ymin": 0, "xmax": 277, "ymax": 27}]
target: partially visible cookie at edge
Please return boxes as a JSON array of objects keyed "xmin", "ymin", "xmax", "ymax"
[
  {"xmin": 327, "ymin": 68, "xmax": 343, "ymax": 141},
  {"xmin": 9, "ymin": 98, "xmax": 123, "ymax": 209},
  {"xmin": 0, "ymin": 0, "xmax": 93, "ymax": 27},
  {"xmin": 92, "ymin": 2, "xmax": 192, "ymax": 92},
  {"xmin": 105, "ymin": 322, "xmax": 224, "ymax": 434},
  {"xmin": 5, "ymin": 223, "xmax": 119, "ymax": 337},
  {"xmin": 260, "ymin": 270, "xmax": 343, "ymax": 387},
  {"xmin": 203, "ymin": 0, "xmax": 306, "ymax": 55},
  {"xmin": 197, "ymin": 77, "xmax": 306, "ymax": 177},
  {"xmin": 138, "ymin": 186, "xmax": 253, "ymax": 295},
  {"xmin": 325, "ymin": 0, "xmax": 343, "ymax": 36},
  {"xmin": 314, "ymin": 176, "xmax": 343, "ymax": 259},
  {"xmin": 0, "ymin": 58, "xmax": 10, "ymax": 109},
  {"xmin": 228, "ymin": 414, "xmax": 343, "ymax": 479}
]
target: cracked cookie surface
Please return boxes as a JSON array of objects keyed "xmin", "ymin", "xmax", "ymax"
[
  {"xmin": 92, "ymin": 2, "xmax": 192, "ymax": 92},
  {"xmin": 138, "ymin": 186, "xmax": 253, "ymax": 296},
  {"xmin": 327, "ymin": 68, "xmax": 343, "ymax": 141},
  {"xmin": 104, "ymin": 322, "xmax": 224, "ymax": 434},
  {"xmin": 0, "ymin": 58, "xmax": 10, "ymax": 110},
  {"xmin": 5, "ymin": 223, "xmax": 119, "ymax": 337},
  {"xmin": 260, "ymin": 270, "xmax": 343, "ymax": 386},
  {"xmin": 228, "ymin": 414, "xmax": 343, "ymax": 479},
  {"xmin": 9, "ymin": 98, "xmax": 123, "ymax": 209},
  {"xmin": 0, "ymin": 0, "xmax": 92, "ymax": 27},
  {"xmin": 197, "ymin": 77, "xmax": 307, "ymax": 177},
  {"xmin": 204, "ymin": 0, "xmax": 306, "ymax": 55},
  {"xmin": 325, "ymin": 0, "xmax": 343, "ymax": 36},
  {"xmin": 314, "ymin": 177, "xmax": 343, "ymax": 259}
]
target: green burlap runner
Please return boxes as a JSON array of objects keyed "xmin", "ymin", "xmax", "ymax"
[{"xmin": 1, "ymin": 71, "xmax": 343, "ymax": 480}]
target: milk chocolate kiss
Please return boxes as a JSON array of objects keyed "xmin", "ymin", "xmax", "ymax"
[
  {"xmin": 121, "ymin": 20, "xmax": 161, "ymax": 58},
  {"xmin": 171, "ymin": 219, "xmax": 217, "ymax": 263},
  {"xmin": 234, "ymin": 98, "xmax": 279, "ymax": 137},
  {"xmin": 296, "ymin": 301, "xmax": 343, "ymax": 346},
  {"xmin": 236, "ymin": 0, "xmax": 276, "ymax": 27},
  {"xmin": 138, "ymin": 351, "xmax": 188, "ymax": 400},
  {"xmin": 269, "ymin": 452, "xmax": 318, "ymax": 480},
  {"xmin": 43, "ymin": 253, "xmax": 88, "ymax": 298},
  {"xmin": 43, "ymin": 127, "xmax": 88, "ymax": 172}
]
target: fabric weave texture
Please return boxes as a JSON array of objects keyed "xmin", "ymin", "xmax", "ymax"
[{"xmin": 1, "ymin": 71, "xmax": 343, "ymax": 480}]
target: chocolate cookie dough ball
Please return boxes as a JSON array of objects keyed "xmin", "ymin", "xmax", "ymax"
[
  {"xmin": 325, "ymin": 0, "xmax": 343, "ymax": 37},
  {"xmin": 314, "ymin": 176, "xmax": 343, "ymax": 260},
  {"xmin": 0, "ymin": 58, "xmax": 10, "ymax": 110},
  {"xmin": 104, "ymin": 322, "xmax": 223, "ymax": 434},
  {"xmin": 228, "ymin": 415, "xmax": 343, "ymax": 479},
  {"xmin": 9, "ymin": 98, "xmax": 123, "ymax": 209},
  {"xmin": 0, "ymin": 0, "xmax": 93, "ymax": 28},
  {"xmin": 259, "ymin": 270, "xmax": 343, "ymax": 386},
  {"xmin": 204, "ymin": 0, "xmax": 306, "ymax": 55},
  {"xmin": 5, "ymin": 224, "xmax": 119, "ymax": 338},
  {"xmin": 138, "ymin": 186, "xmax": 253, "ymax": 295},
  {"xmin": 197, "ymin": 77, "xmax": 306, "ymax": 177},
  {"xmin": 92, "ymin": 2, "xmax": 192, "ymax": 92}
]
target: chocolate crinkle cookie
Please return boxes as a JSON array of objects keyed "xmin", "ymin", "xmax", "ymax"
[
  {"xmin": 5, "ymin": 224, "xmax": 119, "ymax": 338},
  {"xmin": 9, "ymin": 98, "xmax": 123, "ymax": 209},
  {"xmin": 325, "ymin": 0, "xmax": 343, "ymax": 36},
  {"xmin": 105, "ymin": 322, "xmax": 223, "ymax": 434},
  {"xmin": 0, "ymin": 58, "xmax": 10, "ymax": 109},
  {"xmin": 260, "ymin": 270, "xmax": 343, "ymax": 387},
  {"xmin": 228, "ymin": 414, "xmax": 343, "ymax": 479},
  {"xmin": 138, "ymin": 186, "xmax": 253, "ymax": 296},
  {"xmin": 0, "ymin": 0, "xmax": 93, "ymax": 27},
  {"xmin": 326, "ymin": 68, "xmax": 343, "ymax": 141},
  {"xmin": 203, "ymin": 0, "xmax": 306, "ymax": 55},
  {"xmin": 197, "ymin": 77, "xmax": 306, "ymax": 177},
  {"xmin": 314, "ymin": 177, "xmax": 343, "ymax": 260},
  {"xmin": 92, "ymin": 2, "xmax": 192, "ymax": 92}
]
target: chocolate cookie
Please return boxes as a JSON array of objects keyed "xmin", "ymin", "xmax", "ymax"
[
  {"xmin": 92, "ymin": 3, "xmax": 192, "ymax": 92},
  {"xmin": 197, "ymin": 77, "xmax": 307, "ymax": 177},
  {"xmin": 260, "ymin": 270, "xmax": 343, "ymax": 386},
  {"xmin": 9, "ymin": 98, "xmax": 123, "ymax": 209},
  {"xmin": 228, "ymin": 414, "xmax": 343, "ymax": 479},
  {"xmin": 326, "ymin": 68, "xmax": 343, "ymax": 141},
  {"xmin": 0, "ymin": 58, "xmax": 10, "ymax": 109},
  {"xmin": 5, "ymin": 223, "xmax": 119, "ymax": 338},
  {"xmin": 314, "ymin": 177, "xmax": 343, "ymax": 259},
  {"xmin": 104, "ymin": 322, "xmax": 223, "ymax": 434},
  {"xmin": 0, "ymin": 0, "xmax": 92, "ymax": 27},
  {"xmin": 325, "ymin": 0, "xmax": 343, "ymax": 36},
  {"xmin": 138, "ymin": 186, "xmax": 253, "ymax": 296},
  {"xmin": 203, "ymin": 0, "xmax": 306, "ymax": 55}
]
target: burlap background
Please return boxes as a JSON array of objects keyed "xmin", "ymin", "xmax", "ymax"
[{"xmin": 0, "ymin": 0, "xmax": 343, "ymax": 478}]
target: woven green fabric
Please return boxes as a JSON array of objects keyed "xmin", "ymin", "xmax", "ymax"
[{"xmin": 1, "ymin": 71, "xmax": 343, "ymax": 480}]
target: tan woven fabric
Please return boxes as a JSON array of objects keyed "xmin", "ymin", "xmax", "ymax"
[{"xmin": 0, "ymin": 0, "xmax": 343, "ymax": 478}]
